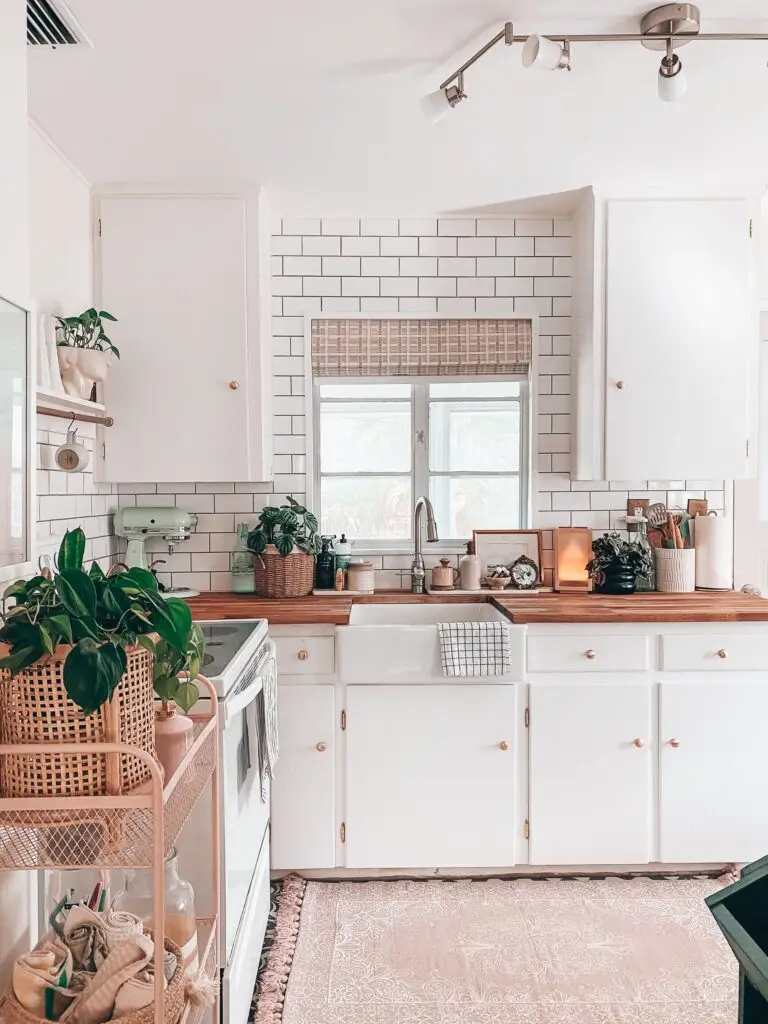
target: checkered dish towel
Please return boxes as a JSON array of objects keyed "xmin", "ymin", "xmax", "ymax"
[{"xmin": 437, "ymin": 621, "xmax": 511, "ymax": 677}]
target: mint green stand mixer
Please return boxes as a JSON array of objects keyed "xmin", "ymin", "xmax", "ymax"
[{"xmin": 114, "ymin": 506, "xmax": 199, "ymax": 598}]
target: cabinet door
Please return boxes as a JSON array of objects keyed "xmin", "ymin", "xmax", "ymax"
[
  {"xmin": 98, "ymin": 195, "xmax": 264, "ymax": 482},
  {"xmin": 529, "ymin": 683, "xmax": 652, "ymax": 865},
  {"xmin": 345, "ymin": 685, "xmax": 516, "ymax": 868},
  {"xmin": 660, "ymin": 681, "xmax": 768, "ymax": 862},
  {"xmin": 604, "ymin": 199, "xmax": 752, "ymax": 480},
  {"xmin": 271, "ymin": 685, "xmax": 336, "ymax": 869}
]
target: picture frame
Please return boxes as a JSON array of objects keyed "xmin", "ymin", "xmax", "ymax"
[{"xmin": 472, "ymin": 529, "xmax": 544, "ymax": 586}]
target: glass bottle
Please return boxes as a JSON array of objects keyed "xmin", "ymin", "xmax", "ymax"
[
  {"xmin": 627, "ymin": 514, "xmax": 655, "ymax": 592},
  {"xmin": 113, "ymin": 848, "xmax": 199, "ymax": 974},
  {"xmin": 230, "ymin": 522, "xmax": 255, "ymax": 594}
]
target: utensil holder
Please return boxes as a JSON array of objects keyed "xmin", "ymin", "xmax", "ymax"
[{"xmin": 655, "ymin": 548, "xmax": 696, "ymax": 593}]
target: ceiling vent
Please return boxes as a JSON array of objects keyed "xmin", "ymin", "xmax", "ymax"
[{"xmin": 27, "ymin": 0, "xmax": 83, "ymax": 46}]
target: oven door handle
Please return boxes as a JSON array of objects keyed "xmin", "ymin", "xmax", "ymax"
[{"xmin": 221, "ymin": 644, "xmax": 275, "ymax": 728}]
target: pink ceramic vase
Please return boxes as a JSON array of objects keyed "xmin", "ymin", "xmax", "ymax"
[{"xmin": 154, "ymin": 704, "xmax": 194, "ymax": 779}]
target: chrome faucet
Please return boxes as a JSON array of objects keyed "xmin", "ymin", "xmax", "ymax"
[{"xmin": 411, "ymin": 495, "xmax": 439, "ymax": 594}]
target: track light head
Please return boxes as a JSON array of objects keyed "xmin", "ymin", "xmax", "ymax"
[
  {"xmin": 522, "ymin": 35, "xmax": 571, "ymax": 71},
  {"xmin": 420, "ymin": 73, "xmax": 466, "ymax": 123},
  {"xmin": 658, "ymin": 40, "xmax": 687, "ymax": 101}
]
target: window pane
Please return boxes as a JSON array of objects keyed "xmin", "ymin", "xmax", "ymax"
[
  {"xmin": 429, "ymin": 382, "xmax": 521, "ymax": 398},
  {"xmin": 321, "ymin": 477, "xmax": 412, "ymax": 540},
  {"xmin": 429, "ymin": 402, "xmax": 520, "ymax": 472},
  {"xmin": 319, "ymin": 383, "xmax": 411, "ymax": 399},
  {"xmin": 320, "ymin": 402, "xmax": 411, "ymax": 472},
  {"xmin": 429, "ymin": 476, "xmax": 520, "ymax": 537}
]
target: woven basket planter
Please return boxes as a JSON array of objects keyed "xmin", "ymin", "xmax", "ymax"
[
  {"xmin": 0, "ymin": 642, "xmax": 159, "ymax": 862},
  {"xmin": 1, "ymin": 934, "xmax": 184, "ymax": 1024},
  {"xmin": 254, "ymin": 547, "xmax": 315, "ymax": 599}
]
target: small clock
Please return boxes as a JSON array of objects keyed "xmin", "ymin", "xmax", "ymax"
[{"xmin": 509, "ymin": 554, "xmax": 538, "ymax": 590}]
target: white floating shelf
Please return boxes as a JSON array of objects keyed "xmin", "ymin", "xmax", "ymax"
[{"xmin": 36, "ymin": 387, "xmax": 106, "ymax": 415}]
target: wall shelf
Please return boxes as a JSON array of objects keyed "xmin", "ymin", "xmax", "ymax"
[{"xmin": 36, "ymin": 387, "xmax": 112, "ymax": 427}]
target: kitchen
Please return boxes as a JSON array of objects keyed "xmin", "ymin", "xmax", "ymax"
[{"xmin": 3, "ymin": 2, "xmax": 768, "ymax": 1024}]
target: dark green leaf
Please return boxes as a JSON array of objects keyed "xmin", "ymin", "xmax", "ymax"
[
  {"xmin": 63, "ymin": 641, "xmax": 124, "ymax": 714},
  {"xmin": 71, "ymin": 615, "xmax": 101, "ymax": 642},
  {"xmin": 148, "ymin": 595, "xmax": 192, "ymax": 653},
  {"xmin": 98, "ymin": 311, "xmax": 118, "ymax": 321},
  {"xmin": 304, "ymin": 512, "xmax": 319, "ymax": 532},
  {"xmin": 3, "ymin": 581, "xmax": 27, "ymax": 602},
  {"xmin": 275, "ymin": 533, "xmax": 295, "ymax": 556},
  {"xmin": 154, "ymin": 676, "xmax": 179, "ymax": 701},
  {"xmin": 286, "ymin": 496, "xmax": 299, "ymax": 507},
  {"xmin": 0, "ymin": 645, "xmax": 40, "ymax": 674},
  {"xmin": 39, "ymin": 626, "xmax": 54, "ymax": 656},
  {"xmin": 56, "ymin": 569, "xmax": 97, "ymax": 618},
  {"xmin": 109, "ymin": 344, "xmax": 120, "ymax": 359},
  {"xmin": 48, "ymin": 615, "xmax": 73, "ymax": 644},
  {"xmin": 247, "ymin": 530, "xmax": 267, "ymax": 555},
  {"xmin": 125, "ymin": 567, "xmax": 158, "ymax": 592},
  {"xmin": 58, "ymin": 529, "xmax": 86, "ymax": 571},
  {"xmin": 89, "ymin": 561, "xmax": 106, "ymax": 580},
  {"xmin": 137, "ymin": 634, "xmax": 156, "ymax": 656}
]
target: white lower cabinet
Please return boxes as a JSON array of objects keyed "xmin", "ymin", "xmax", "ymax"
[
  {"xmin": 270, "ymin": 685, "xmax": 336, "ymax": 870},
  {"xmin": 528, "ymin": 682, "xmax": 652, "ymax": 865},
  {"xmin": 345, "ymin": 685, "xmax": 517, "ymax": 868},
  {"xmin": 659, "ymin": 680, "xmax": 768, "ymax": 863}
]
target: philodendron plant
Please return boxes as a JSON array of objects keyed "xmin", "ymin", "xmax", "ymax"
[
  {"xmin": 56, "ymin": 308, "xmax": 120, "ymax": 359},
  {"xmin": 0, "ymin": 529, "xmax": 203, "ymax": 714},
  {"xmin": 247, "ymin": 496, "xmax": 321, "ymax": 557}
]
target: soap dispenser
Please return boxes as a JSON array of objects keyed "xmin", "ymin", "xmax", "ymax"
[{"xmin": 315, "ymin": 535, "xmax": 337, "ymax": 590}]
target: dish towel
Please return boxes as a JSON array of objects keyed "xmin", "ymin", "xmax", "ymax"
[
  {"xmin": 255, "ymin": 646, "xmax": 279, "ymax": 801},
  {"xmin": 437, "ymin": 621, "xmax": 511, "ymax": 677}
]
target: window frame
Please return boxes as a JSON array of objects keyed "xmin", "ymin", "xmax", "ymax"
[{"xmin": 311, "ymin": 375, "xmax": 532, "ymax": 551}]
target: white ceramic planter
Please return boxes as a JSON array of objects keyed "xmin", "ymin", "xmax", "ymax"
[{"xmin": 56, "ymin": 347, "xmax": 112, "ymax": 399}]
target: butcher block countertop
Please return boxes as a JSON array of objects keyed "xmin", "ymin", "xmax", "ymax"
[{"xmin": 185, "ymin": 590, "xmax": 768, "ymax": 624}]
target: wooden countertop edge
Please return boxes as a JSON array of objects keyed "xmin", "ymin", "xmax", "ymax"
[{"xmin": 185, "ymin": 590, "xmax": 768, "ymax": 625}]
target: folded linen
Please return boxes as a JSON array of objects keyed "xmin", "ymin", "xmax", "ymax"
[
  {"xmin": 12, "ymin": 938, "xmax": 74, "ymax": 1019},
  {"xmin": 63, "ymin": 905, "xmax": 143, "ymax": 972},
  {"xmin": 437, "ymin": 620, "xmax": 511, "ymax": 677},
  {"xmin": 112, "ymin": 968, "xmax": 167, "ymax": 1018},
  {"xmin": 60, "ymin": 933, "xmax": 154, "ymax": 1024}
]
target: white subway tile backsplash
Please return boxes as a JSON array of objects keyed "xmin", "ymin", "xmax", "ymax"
[
  {"xmin": 303, "ymin": 236, "xmax": 341, "ymax": 256},
  {"xmin": 342, "ymin": 276, "xmax": 380, "ymax": 296},
  {"xmin": 323, "ymin": 256, "xmax": 360, "ymax": 276},
  {"xmin": 361, "ymin": 297, "xmax": 400, "ymax": 313},
  {"xmin": 457, "ymin": 278, "xmax": 495, "ymax": 297},
  {"xmin": 477, "ymin": 218, "xmax": 516, "ymax": 236},
  {"xmin": 535, "ymin": 236, "xmax": 573, "ymax": 257},
  {"xmin": 304, "ymin": 277, "xmax": 342, "ymax": 296},
  {"xmin": 399, "ymin": 297, "xmax": 437, "ymax": 314},
  {"xmin": 438, "ymin": 257, "xmax": 475, "ymax": 276},
  {"xmin": 400, "ymin": 218, "xmax": 437, "ymax": 236},
  {"xmin": 516, "ymin": 218, "xmax": 553, "ymax": 236},
  {"xmin": 419, "ymin": 237, "xmax": 457, "ymax": 257},
  {"xmin": 517, "ymin": 257, "xmax": 554, "ymax": 276},
  {"xmin": 475, "ymin": 298, "xmax": 516, "ymax": 315},
  {"xmin": 272, "ymin": 235, "xmax": 302, "ymax": 255},
  {"xmin": 476, "ymin": 257, "xmax": 516, "ymax": 277},
  {"xmin": 457, "ymin": 237, "xmax": 495, "ymax": 257},
  {"xmin": 341, "ymin": 236, "xmax": 379, "ymax": 256},
  {"xmin": 496, "ymin": 237, "xmax": 535, "ymax": 257},
  {"xmin": 418, "ymin": 277, "xmax": 457, "ymax": 297},
  {"xmin": 322, "ymin": 218, "xmax": 360, "ymax": 236},
  {"xmin": 321, "ymin": 295, "xmax": 359, "ymax": 312},
  {"xmin": 282, "ymin": 217, "xmax": 321, "ymax": 235},
  {"xmin": 495, "ymin": 278, "xmax": 534, "ymax": 297},
  {"xmin": 437, "ymin": 219, "xmax": 476, "ymax": 236},
  {"xmin": 272, "ymin": 276, "xmax": 303, "ymax": 296},
  {"xmin": 380, "ymin": 236, "xmax": 418, "ymax": 256},
  {"xmin": 361, "ymin": 256, "xmax": 399, "ymax": 276},
  {"xmin": 534, "ymin": 277, "xmax": 572, "ymax": 297},
  {"xmin": 381, "ymin": 277, "xmax": 418, "ymax": 297},
  {"xmin": 400, "ymin": 256, "xmax": 437, "ymax": 277},
  {"xmin": 361, "ymin": 218, "xmax": 399, "ymax": 236},
  {"xmin": 437, "ymin": 298, "xmax": 477, "ymax": 315}
]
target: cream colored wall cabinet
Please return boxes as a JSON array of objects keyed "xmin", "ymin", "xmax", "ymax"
[
  {"xmin": 344, "ymin": 685, "xmax": 517, "ymax": 868},
  {"xmin": 95, "ymin": 191, "xmax": 273, "ymax": 483},
  {"xmin": 573, "ymin": 195, "xmax": 754, "ymax": 480}
]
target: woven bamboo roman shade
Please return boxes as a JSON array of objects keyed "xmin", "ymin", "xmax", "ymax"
[{"xmin": 311, "ymin": 318, "xmax": 532, "ymax": 378}]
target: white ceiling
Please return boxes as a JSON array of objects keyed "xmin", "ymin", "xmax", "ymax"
[{"xmin": 28, "ymin": 1, "xmax": 768, "ymax": 213}]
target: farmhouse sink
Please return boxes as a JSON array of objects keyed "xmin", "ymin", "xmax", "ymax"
[{"xmin": 338, "ymin": 602, "xmax": 524, "ymax": 683}]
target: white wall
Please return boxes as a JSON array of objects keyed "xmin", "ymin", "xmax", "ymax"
[
  {"xmin": 0, "ymin": 0, "xmax": 35, "ymax": 988},
  {"xmin": 29, "ymin": 124, "xmax": 92, "ymax": 314}
]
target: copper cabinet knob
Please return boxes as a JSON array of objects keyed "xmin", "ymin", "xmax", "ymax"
[
  {"xmin": 716, "ymin": 648, "xmax": 728, "ymax": 659},
  {"xmin": 616, "ymin": 380, "xmax": 625, "ymax": 390},
  {"xmin": 668, "ymin": 738, "xmax": 681, "ymax": 748},
  {"xmin": 498, "ymin": 741, "xmax": 509, "ymax": 751},
  {"xmin": 297, "ymin": 649, "xmax": 309, "ymax": 661},
  {"xmin": 584, "ymin": 649, "xmax": 596, "ymax": 660},
  {"xmin": 229, "ymin": 380, "xmax": 240, "ymax": 390},
  {"xmin": 633, "ymin": 738, "xmax": 645, "ymax": 748},
  {"xmin": 316, "ymin": 742, "xmax": 327, "ymax": 752}
]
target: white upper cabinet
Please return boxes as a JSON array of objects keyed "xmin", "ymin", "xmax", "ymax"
[
  {"xmin": 95, "ymin": 191, "xmax": 273, "ymax": 483},
  {"xmin": 573, "ymin": 194, "xmax": 755, "ymax": 480}
]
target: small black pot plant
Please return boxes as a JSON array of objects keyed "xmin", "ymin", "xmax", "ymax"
[
  {"xmin": 0, "ymin": 528, "xmax": 205, "ymax": 800},
  {"xmin": 587, "ymin": 532, "xmax": 655, "ymax": 596},
  {"xmin": 247, "ymin": 496, "xmax": 322, "ymax": 599}
]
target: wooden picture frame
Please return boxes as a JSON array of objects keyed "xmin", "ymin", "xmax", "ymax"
[{"xmin": 472, "ymin": 529, "xmax": 544, "ymax": 586}]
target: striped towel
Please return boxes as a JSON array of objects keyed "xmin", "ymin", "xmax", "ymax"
[{"xmin": 437, "ymin": 621, "xmax": 511, "ymax": 677}]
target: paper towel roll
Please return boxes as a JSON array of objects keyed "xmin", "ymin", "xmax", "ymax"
[{"xmin": 693, "ymin": 514, "xmax": 733, "ymax": 590}]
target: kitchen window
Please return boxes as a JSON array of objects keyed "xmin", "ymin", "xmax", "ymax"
[{"xmin": 313, "ymin": 380, "xmax": 529, "ymax": 545}]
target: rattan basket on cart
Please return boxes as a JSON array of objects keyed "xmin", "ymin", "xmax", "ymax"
[
  {"xmin": 0, "ymin": 642, "xmax": 159, "ymax": 861},
  {"xmin": 254, "ymin": 548, "xmax": 315, "ymax": 598}
]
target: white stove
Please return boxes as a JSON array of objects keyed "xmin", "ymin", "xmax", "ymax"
[{"xmin": 181, "ymin": 617, "xmax": 275, "ymax": 1024}]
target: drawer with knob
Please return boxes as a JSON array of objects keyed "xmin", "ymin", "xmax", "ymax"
[
  {"xmin": 527, "ymin": 634, "xmax": 649, "ymax": 674},
  {"xmin": 661, "ymin": 635, "xmax": 768, "ymax": 672},
  {"xmin": 274, "ymin": 636, "xmax": 336, "ymax": 676}
]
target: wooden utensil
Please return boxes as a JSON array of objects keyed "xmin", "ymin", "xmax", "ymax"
[{"xmin": 647, "ymin": 503, "xmax": 668, "ymax": 529}]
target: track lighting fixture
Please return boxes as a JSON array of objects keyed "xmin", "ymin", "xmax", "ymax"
[
  {"xmin": 420, "ymin": 4, "xmax": 768, "ymax": 120},
  {"xmin": 522, "ymin": 36, "xmax": 571, "ymax": 72},
  {"xmin": 658, "ymin": 39, "xmax": 687, "ymax": 101}
]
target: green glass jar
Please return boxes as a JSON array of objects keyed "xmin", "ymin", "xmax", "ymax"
[
  {"xmin": 230, "ymin": 522, "xmax": 255, "ymax": 593},
  {"xmin": 627, "ymin": 514, "xmax": 655, "ymax": 592}
]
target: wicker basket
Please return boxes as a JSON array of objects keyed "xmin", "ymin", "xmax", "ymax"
[
  {"xmin": 254, "ymin": 547, "xmax": 315, "ymax": 599},
  {"xmin": 0, "ymin": 641, "xmax": 158, "ymax": 800},
  {"xmin": 0, "ymin": 935, "xmax": 185, "ymax": 1024}
]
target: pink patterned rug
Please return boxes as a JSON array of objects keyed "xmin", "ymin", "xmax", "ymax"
[{"xmin": 254, "ymin": 874, "xmax": 737, "ymax": 1024}]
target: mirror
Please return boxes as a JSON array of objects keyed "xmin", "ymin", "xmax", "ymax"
[{"xmin": 0, "ymin": 296, "xmax": 29, "ymax": 570}]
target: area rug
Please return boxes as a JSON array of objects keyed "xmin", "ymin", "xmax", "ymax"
[{"xmin": 253, "ymin": 874, "xmax": 737, "ymax": 1024}]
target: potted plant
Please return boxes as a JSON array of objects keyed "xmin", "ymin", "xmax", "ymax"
[
  {"xmin": 587, "ymin": 532, "xmax": 655, "ymax": 595},
  {"xmin": 0, "ymin": 528, "xmax": 204, "ymax": 804},
  {"xmin": 55, "ymin": 308, "xmax": 119, "ymax": 399},
  {"xmin": 247, "ymin": 496, "xmax": 321, "ymax": 599}
]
